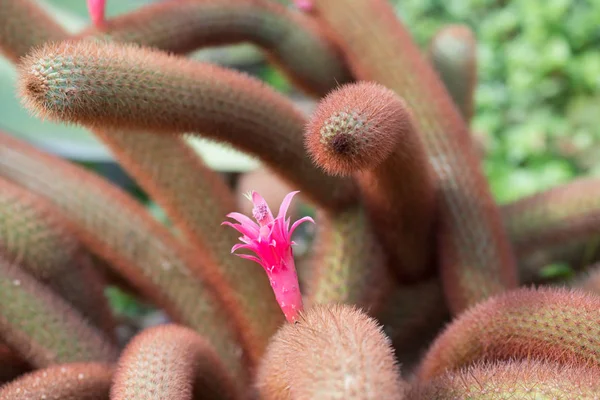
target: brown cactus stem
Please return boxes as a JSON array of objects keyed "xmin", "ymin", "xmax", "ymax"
[
  {"xmin": 0, "ymin": 363, "xmax": 113, "ymax": 400},
  {"xmin": 376, "ymin": 277, "xmax": 449, "ymax": 374},
  {"xmin": 310, "ymin": 0, "xmax": 518, "ymax": 313},
  {"xmin": 428, "ymin": 25, "xmax": 477, "ymax": 123},
  {"xmin": 111, "ymin": 325, "xmax": 242, "ymax": 400},
  {"xmin": 0, "ymin": 345, "xmax": 31, "ymax": 384},
  {"xmin": 305, "ymin": 205, "xmax": 393, "ymax": 314},
  {"xmin": 306, "ymin": 82, "xmax": 436, "ymax": 281},
  {"xmin": 18, "ymin": 39, "xmax": 356, "ymax": 212},
  {"xmin": 408, "ymin": 360, "xmax": 600, "ymax": 399},
  {"xmin": 93, "ymin": 131, "xmax": 284, "ymax": 368},
  {"xmin": 0, "ymin": 131, "xmax": 248, "ymax": 384},
  {"xmin": 415, "ymin": 286, "xmax": 600, "ymax": 381},
  {"xmin": 256, "ymin": 304, "xmax": 406, "ymax": 400},
  {"xmin": 0, "ymin": 255, "xmax": 118, "ymax": 367},
  {"xmin": 502, "ymin": 177, "xmax": 600, "ymax": 275},
  {"xmin": 0, "ymin": 177, "xmax": 116, "ymax": 339},
  {"xmin": 0, "ymin": 0, "xmax": 67, "ymax": 63},
  {"xmin": 1, "ymin": 0, "xmax": 286, "ymax": 362},
  {"xmin": 78, "ymin": 0, "xmax": 352, "ymax": 96}
]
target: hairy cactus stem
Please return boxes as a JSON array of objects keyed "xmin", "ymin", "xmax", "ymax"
[
  {"xmin": 18, "ymin": 39, "xmax": 356, "ymax": 212},
  {"xmin": 305, "ymin": 204, "xmax": 393, "ymax": 313},
  {"xmin": 0, "ymin": 255, "xmax": 118, "ymax": 367},
  {"xmin": 0, "ymin": 362, "xmax": 113, "ymax": 400},
  {"xmin": 0, "ymin": 131, "xmax": 248, "ymax": 384},
  {"xmin": 111, "ymin": 325, "xmax": 241, "ymax": 400},
  {"xmin": 78, "ymin": 0, "xmax": 352, "ymax": 97},
  {"xmin": 310, "ymin": 0, "xmax": 518, "ymax": 314},
  {"xmin": 256, "ymin": 304, "xmax": 406, "ymax": 399},
  {"xmin": 428, "ymin": 24, "xmax": 477, "ymax": 123},
  {"xmin": 409, "ymin": 360, "xmax": 600, "ymax": 399},
  {"xmin": 0, "ymin": 176, "xmax": 116, "ymax": 339},
  {"xmin": 306, "ymin": 81, "xmax": 436, "ymax": 281},
  {"xmin": 416, "ymin": 286, "xmax": 600, "ymax": 381}
]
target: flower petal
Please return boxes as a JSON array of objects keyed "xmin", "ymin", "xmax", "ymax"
[
  {"xmin": 224, "ymin": 212, "xmax": 259, "ymax": 234},
  {"xmin": 289, "ymin": 216, "xmax": 315, "ymax": 238},
  {"xmin": 221, "ymin": 221, "xmax": 257, "ymax": 239},
  {"xmin": 231, "ymin": 243, "xmax": 256, "ymax": 254},
  {"xmin": 234, "ymin": 253, "xmax": 263, "ymax": 265},
  {"xmin": 277, "ymin": 191, "xmax": 300, "ymax": 220}
]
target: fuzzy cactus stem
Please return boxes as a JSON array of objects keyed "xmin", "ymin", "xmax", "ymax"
[{"xmin": 223, "ymin": 191, "xmax": 313, "ymax": 323}]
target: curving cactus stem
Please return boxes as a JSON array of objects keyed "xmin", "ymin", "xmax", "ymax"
[
  {"xmin": 306, "ymin": 82, "xmax": 436, "ymax": 281},
  {"xmin": 17, "ymin": 39, "xmax": 356, "ymax": 212},
  {"xmin": 0, "ymin": 362, "xmax": 113, "ymax": 400},
  {"xmin": 408, "ymin": 360, "xmax": 600, "ymax": 399},
  {"xmin": 0, "ymin": 255, "xmax": 118, "ymax": 367},
  {"xmin": 416, "ymin": 286, "xmax": 600, "ymax": 381},
  {"xmin": 310, "ymin": 0, "xmax": 518, "ymax": 314},
  {"xmin": 78, "ymin": 0, "xmax": 351, "ymax": 97},
  {"xmin": 111, "ymin": 325, "xmax": 241, "ymax": 400}
]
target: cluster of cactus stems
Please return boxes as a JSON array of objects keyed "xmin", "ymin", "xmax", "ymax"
[{"xmin": 0, "ymin": 0, "xmax": 599, "ymax": 398}]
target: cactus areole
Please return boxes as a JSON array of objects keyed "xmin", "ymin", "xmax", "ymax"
[{"xmin": 223, "ymin": 191, "xmax": 313, "ymax": 323}]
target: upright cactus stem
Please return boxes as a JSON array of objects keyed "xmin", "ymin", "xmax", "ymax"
[
  {"xmin": 310, "ymin": 0, "xmax": 518, "ymax": 313},
  {"xmin": 306, "ymin": 82, "xmax": 436, "ymax": 281},
  {"xmin": 428, "ymin": 25, "xmax": 478, "ymax": 123},
  {"xmin": 306, "ymin": 205, "xmax": 393, "ymax": 313}
]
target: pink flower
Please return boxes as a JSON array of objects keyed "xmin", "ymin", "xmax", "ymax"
[
  {"xmin": 87, "ymin": 0, "xmax": 106, "ymax": 27},
  {"xmin": 222, "ymin": 190, "xmax": 314, "ymax": 323},
  {"xmin": 293, "ymin": 0, "xmax": 313, "ymax": 12}
]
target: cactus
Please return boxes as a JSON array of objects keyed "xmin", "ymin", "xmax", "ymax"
[
  {"xmin": 416, "ymin": 286, "xmax": 600, "ymax": 381},
  {"xmin": 0, "ymin": 0, "xmax": 598, "ymax": 398},
  {"xmin": 111, "ymin": 325, "xmax": 241, "ymax": 400},
  {"xmin": 408, "ymin": 360, "xmax": 600, "ymax": 399},
  {"xmin": 255, "ymin": 304, "xmax": 406, "ymax": 399},
  {"xmin": 305, "ymin": 82, "xmax": 436, "ymax": 281},
  {"xmin": 0, "ymin": 255, "xmax": 118, "ymax": 367},
  {"xmin": 308, "ymin": 0, "xmax": 519, "ymax": 314},
  {"xmin": 0, "ymin": 176, "xmax": 115, "ymax": 338},
  {"xmin": 306, "ymin": 205, "xmax": 392, "ymax": 312},
  {"xmin": 0, "ymin": 362, "xmax": 113, "ymax": 400}
]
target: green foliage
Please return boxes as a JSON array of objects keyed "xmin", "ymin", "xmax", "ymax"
[{"xmin": 393, "ymin": 0, "xmax": 600, "ymax": 203}]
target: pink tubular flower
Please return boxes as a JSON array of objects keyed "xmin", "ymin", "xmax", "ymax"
[
  {"xmin": 87, "ymin": 0, "xmax": 106, "ymax": 27},
  {"xmin": 222, "ymin": 190, "xmax": 314, "ymax": 323}
]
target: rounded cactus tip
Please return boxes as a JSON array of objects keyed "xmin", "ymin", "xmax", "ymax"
[
  {"xmin": 256, "ymin": 303, "xmax": 406, "ymax": 399},
  {"xmin": 305, "ymin": 81, "xmax": 409, "ymax": 176}
]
